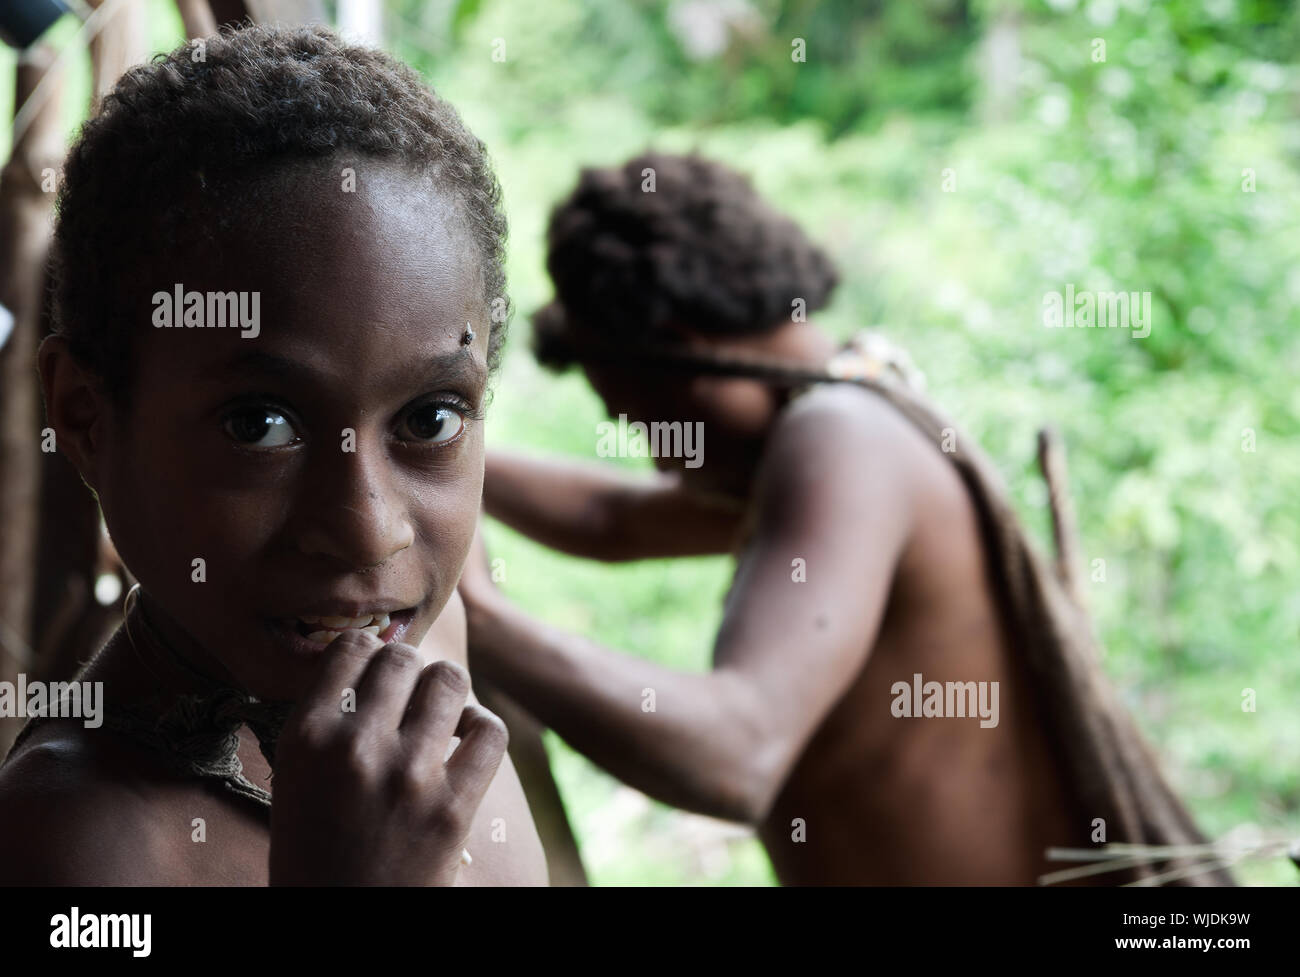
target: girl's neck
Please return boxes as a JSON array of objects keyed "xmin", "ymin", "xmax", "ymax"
[{"xmin": 86, "ymin": 589, "xmax": 242, "ymax": 710}]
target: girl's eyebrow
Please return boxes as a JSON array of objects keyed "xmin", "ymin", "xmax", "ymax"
[{"xmin": 205, "ymin": 347, "xmax": 486, "ymax": 387}]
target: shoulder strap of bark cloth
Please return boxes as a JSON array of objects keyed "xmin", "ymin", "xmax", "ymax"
[
  {"xmin": 3, "ymin": 586, "xmax": 288, "ymax": 810},
  {"xmin": 570, "ymin": 328, "xmax": 1235, "ymax": 886}
]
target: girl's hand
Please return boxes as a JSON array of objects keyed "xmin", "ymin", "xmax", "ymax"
[{"xmin": 269, "ymin": 630, "xmax": 507, "ymax": 885}]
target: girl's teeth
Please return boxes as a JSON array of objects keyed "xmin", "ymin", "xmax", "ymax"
[
  {"xmin": 300, "ymin": 613, "xmax": 385, "ymax": 628},
  {"xmin": 309, "ymin": 614, "xmax": 375, "ymax": 629},
  {"xmin": 297, "ymin": 612, "xmax": 394, "ymax": 644}
]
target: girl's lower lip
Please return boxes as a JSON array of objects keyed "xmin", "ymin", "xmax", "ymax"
[{"xmin": 265, "ymin": 610, "xmax": 416, "ymax": 657}]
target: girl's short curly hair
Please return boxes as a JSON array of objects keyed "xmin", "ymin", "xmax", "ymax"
[
  {"xmin": 538, "ymin": 151, "xmax": 837, "ymax": 367},
  {"xmin": 51, "ymin": 23, "xmax": 509, "ymax": 401}
]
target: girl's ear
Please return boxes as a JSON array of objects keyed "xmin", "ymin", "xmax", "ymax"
[{"xmin": 37, "ymin": 335, "xmax": 108, "ymax": 492}]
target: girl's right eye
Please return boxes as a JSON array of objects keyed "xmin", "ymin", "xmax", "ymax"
[{"xmin": 223, "ymin": 406, "xmax": 300, "ymax": 449}]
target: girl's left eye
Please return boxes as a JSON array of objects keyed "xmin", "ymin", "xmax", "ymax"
[
  {"xmin": 223, "ymin": 406, "xmax": 300, "ymax": 448},
  {"xmin": 398, "ymin": 403, "xmax": 466, "ymax": 444}
]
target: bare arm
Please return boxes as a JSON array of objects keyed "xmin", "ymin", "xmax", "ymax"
[
  {"xmin": 464, "ymin": 388, "xmax": 917, "ymax": 821},
  {"xmin": 484, "ymin": 450, "xmax": 744, "ymax": 561}
]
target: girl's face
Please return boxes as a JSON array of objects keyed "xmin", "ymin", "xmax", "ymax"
[{"xmin": 91, "ymin": 162, "xmax": 490, "ymax": 700}]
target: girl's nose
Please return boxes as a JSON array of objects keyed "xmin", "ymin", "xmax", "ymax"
[{"xmin": 294, "ymin": 448, "xmax": 415, "ymax": 570}]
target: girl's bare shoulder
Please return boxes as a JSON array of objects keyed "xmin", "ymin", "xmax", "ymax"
[{"xmin": 0, "ymin": 721, "xmax": 192, "ymax": 884}]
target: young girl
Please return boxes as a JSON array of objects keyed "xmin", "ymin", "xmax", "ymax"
[
  {"xmin": 459, "ymin": 152, "xmax": 1232, "ymax": 885},
  {"xmin": 0, "ymin": 25, "xmax": 546, "ymax": 885}
]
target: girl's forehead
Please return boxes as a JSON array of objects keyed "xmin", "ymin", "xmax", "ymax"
[
  {"xmin": 124, "ymin": 161, "xmax": 490, "ymax": 405},
  {"xmin": 159, "ymin": 171, "xmax": 481, "ymax": 309},
  {"xmin": 135, "ymin": 274, "xmax": 484, "ymax": 403},
  {"xmin": 133, "ymin": 294, "xmax": 488, "ymax": 413},
  {"xmin": 202, "ymin": 158, "xmax": 470, "ymax": 267},
  {"xmin": 266, "ymin": 164, "xmax": 472, "ymax": 252}
]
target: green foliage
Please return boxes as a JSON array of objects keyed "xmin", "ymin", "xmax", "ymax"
[{"xmin": 389, "ymin": 0, "xmax": 978, "ymax": 139}]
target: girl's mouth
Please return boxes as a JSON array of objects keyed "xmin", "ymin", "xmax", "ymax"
[
  {"xmin": 297, "ymin": 611, "xmax": 392, "ymax": 644},
  {"xmin": 267, "ymin": 608, "xmax": 417, "ymax": 655}
]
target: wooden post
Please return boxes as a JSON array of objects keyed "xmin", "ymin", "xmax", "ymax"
[
  {"xmin": 31, "ymin": 0, "xmax": 149, "ymax": 688},
  {"xmin": 244, "ymin": 0, "xmax": 328, "ymax": 25},
  {"xmin": 206, "ymin": 0, "xmax": 251, "ymax": 29},
  {"xmin": 476, "ymin": 681, "xmax": 590, "ymax": 885},
  {"xmin": 89, "ymin": 0, "xmax": 148, "ymax": 104},
  {"xmin": 1037, "ymin": 426, "xmax": 1087, "ymax": 612},
  {"xmin": 175, "ymin": 0, "xmax": 219, "ymax": 39},
  {"xmin": 0, "ymin": 44, "xmax": 65, "ymax": 754}
]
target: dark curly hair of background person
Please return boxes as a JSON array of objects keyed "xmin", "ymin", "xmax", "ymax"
[
  {"xmin": 537, "ymin": 152, "xmax": 838, "ymax": 367},
  {"xmin": 51, "ymin": 23, "xmax": 509, "ymax": 402}
]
